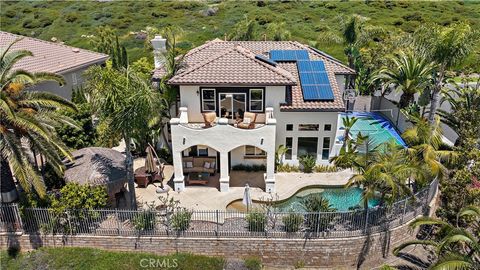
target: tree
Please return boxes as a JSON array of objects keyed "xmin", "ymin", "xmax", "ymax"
[
  {"xmin": 89, "ymin": 26, "xmax": 128, "ymax": 70},
  {"xmin": 0, "ymin": 39, "xmax": 76, "ymax": 199},
  {"xmin": 85, "ymin": 66, "xmax": 161, "ymax": 209},
  {"xmin": 266, "ymin": 22, "xmax": 291, "ymax": 41},
  {"xmin": 373, "ymin": 51, "xmax": 434, "ymax": 109},
  {"xmin": 412, "ymin": 22, "xmax": 479, "ymax": 123},
  {"xmin": 402, "ymin": 115, "xmax": 457, "ymax": 182},
  {"xmin": 393, "ymin": 205, "xmax": 480, "ymax": 270},
  {"xmin": 438, "ymin": 77, "xmax": 480, "ymax": 147},
  {"xmin": 229, "ymin": 15, "xmax": 259, "ymax": 41}
]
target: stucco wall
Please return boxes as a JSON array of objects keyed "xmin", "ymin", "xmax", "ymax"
[{"xmin": 28, "ymin": 67, "xmax": 90, "ymax": 100}]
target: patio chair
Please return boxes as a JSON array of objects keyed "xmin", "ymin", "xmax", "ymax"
[
  {"xmin": 134, "ymin": 174, "xmax": 150, "ymax": 188},
  {"xmin": 202, "ymin": 112, "xmax": 217, "ymax": 128},
  {"xmin": 237, "ymin": 112, "xmax": 257, "ymax": 129}
]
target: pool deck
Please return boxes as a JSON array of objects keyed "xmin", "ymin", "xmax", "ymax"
[{"xmin": 134, "ymin": 158, "xmax": 353, "ymax": 211}]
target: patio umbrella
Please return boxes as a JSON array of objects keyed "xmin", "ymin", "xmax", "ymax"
[
  {"xmin": 145, "ymin": 145, "xmax": 158, "ymax": 174},
  {"xmin": 242, "ymin": 184, "xmax": 252, "ymax": 211}
]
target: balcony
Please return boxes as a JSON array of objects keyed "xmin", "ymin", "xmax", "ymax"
[{"xmin": 169, "ymin": 107, "xmax": 277, "ymax": 193}]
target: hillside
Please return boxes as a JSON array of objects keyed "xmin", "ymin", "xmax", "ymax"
[{"xmin": 1, "ymin": 1, "xmax": 479, "ymax": 68}]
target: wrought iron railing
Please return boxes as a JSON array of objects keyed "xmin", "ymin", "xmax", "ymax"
[{"xmin": 0, "ymin": 179, "xmax": 438, "ymax": 239}]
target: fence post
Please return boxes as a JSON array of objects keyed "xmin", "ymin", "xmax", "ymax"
[
  {"xmin": 116, "ymin": 209, "xmax": 121, "ymax": 235},
  {"xmin": 402, "ymin": 199, "xmax": 408, "ymax": 220},
  {"xmin": 215, "ymin": 210, "xmax": 219, "ymax": 237},
  {"xmin": 13, "ymin": 204, "xmax": 23, "ymax": 232}
]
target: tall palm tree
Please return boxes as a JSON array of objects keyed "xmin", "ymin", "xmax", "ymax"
[
  {"xmin": 438, "ymin": 78, "xmax": 480, "ymax": 147},
  {"xmin": 341, "ymin": 116, "xmax": 358, "ymax": 148},
  {"xmin": 85, "ymin": 66, "xmax": 161, "ymax": 209},
  {"xmin": 393, "ymin": 205, "xmax": 479, "ymax": 270},
  {"xmin": 373, "ymin": 51, "xmax": 434, "ymax": 109},
  {"xmin": 412, "ymin": 22, "xmax": 479, "ymax": 124},
  {"xmin": 1, "ymin": 39, "xmax": 76, "ymax": 200},
  {"xmin": 402, "ymin": 115, "xmax": 457, "ymax": 182}
]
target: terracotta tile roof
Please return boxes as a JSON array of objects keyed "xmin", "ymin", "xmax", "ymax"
[
  {"xmin": 168, "ymin": 45, "xmax": 296, "ymax": 86},
  {"xmin": 161, "ymin": 39, "xmax": 354, "ymax": 111},
  {"xmin": 0, "ymin": 31, "xmax": 108, "ymax": 74}
]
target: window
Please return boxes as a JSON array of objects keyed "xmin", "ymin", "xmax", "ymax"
[
  {"xmin": 322, "ymin": 137, "xmax": 331, "ymax": 160},
  {"xmin": 297, "ymin": 137, "xmax": 318, "ymax": 157},
  {"xmin": 201, "ymin": 89, "xmax": 216, "ymax": 111},
  {"xmin": 324, "ymin": 124, "xmax": 332, "ymax": 131},
  {"xmin": 298, "ymin": 124, "xmax": 319, "ymax": 131},
  {"xmin": 285, "ymin": 137, "xmax": 293, "ymax": 160},
  {"xmin": 245, "ymin": 146, "xmax": 266, "ymax": 156},
  {"xmin": 286, "ymin": 124, "xmax": 293, "ymax": 131},
  {"xmin": 249, "ymin": 89, "xmax": 264, "ymax": 112},
  {"xmin": 198, "ymin": 146, "xmax": 208, "ymax": 156},
  {"xmin": 71, "ymin": 73, "xmax": 78, "ymax": 85}
]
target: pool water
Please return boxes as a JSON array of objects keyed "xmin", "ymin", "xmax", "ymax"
[
  {"xmin": 275, "ymin": 187, "xmax": 380, "ymax": 212},
  {"xmin": 340, "ymin": 112, "xmax": 406, "ymax": 149}
]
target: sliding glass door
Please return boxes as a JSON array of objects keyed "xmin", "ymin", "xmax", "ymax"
[{"xmin": 219, "ymin": 93, "xmax": 246, "ymax": 120}]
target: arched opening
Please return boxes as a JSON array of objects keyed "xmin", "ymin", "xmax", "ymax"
[
  {"xmin": 180, "ymin": 144, "xmax": 220, "ymax": 189},
  {"xmin": 228, "ymin": 145, "xmax": 266, "ymax": 190}
]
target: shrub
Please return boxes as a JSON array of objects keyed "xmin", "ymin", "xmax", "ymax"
[
  {"xmin": 170, "ymin": 209, "xmax": 193, "ymax": 231},
  {"xmin": 276, "ymin": 163, "xmax": 301, "ymax": 172},
  {"xmin": 244, "ymin": 256, "xmax": 262, "ymax": 270},
  {"xmin": 231, "ymin": 164, "xmax": 266, "ymax": 172},
  {"xmin": 303, "ymin": 195, "xmax": 336, "ymax": 232},
  {"xmin": 133, "ymin": 210, "xmax": 156, "ymax": 231},
  {"xmin": 50, "ymin": 183, "xmax": 108, "ymax": 211},
  {"xmin": 313, "ymin": 164, "xmax": 339, "ymax": 173},
  {"xmin": 282, "ymin": 213, "xmax": 303, "ymax": 232},
  {"xmin": 246, "ymin": 211, "xmax": 267, "ymax": 232},
  {"xmin": 65, "ymin": 13, "xmax": 78, "ymax": 23},
  {"xmin": 299, "ymin": 154, "xmax": 316, "ymax": 173}
]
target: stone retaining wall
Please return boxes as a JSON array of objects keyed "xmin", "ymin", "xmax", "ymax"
[{"xmin": 1, "ymin": 221, "xmax": 418, "ymax": 269}]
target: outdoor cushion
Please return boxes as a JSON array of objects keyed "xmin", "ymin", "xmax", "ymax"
[
  {"xmin": 210, "ymin": 161, "xmax": 216, "ymax": 169},
  {"xmin": 243, "ymin": 117, "xmax": 251, "ymax": 124},
  {"xmin": 204, "ymin": 162, "xmax": 210, "ymax": 169},
  {"xmin": 186, "ymin": 161, "xmax": 193, "ymax": 168}
]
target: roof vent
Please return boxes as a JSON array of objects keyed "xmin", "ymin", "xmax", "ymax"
[{"xmin": 72, "ymin": 48, "xmax": 80, "ymax": 53}]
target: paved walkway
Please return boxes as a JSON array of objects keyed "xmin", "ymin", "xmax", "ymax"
[{"xmin": 134, "ymin": 157, "xmax": 353, "ymax": 210}]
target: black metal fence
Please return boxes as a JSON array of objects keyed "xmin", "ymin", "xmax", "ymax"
[{"xmin": 0, "ymin": 179, "xmax": 438, "ymax": 239}]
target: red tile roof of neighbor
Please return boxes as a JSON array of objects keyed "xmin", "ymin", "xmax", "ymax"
[
  {"xmin": 0, "ymin": 31, "xmax": 109, "ymax": 74},
  {"xmin": 161, "ymin": 39, "xmax": 355, "ymax": 111}
]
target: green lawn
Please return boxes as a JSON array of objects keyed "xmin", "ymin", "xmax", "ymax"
[
  {"xmin": 1, "ymin": 1, "xmax": 479, "ymax": 69},
  {"xmin": 1, "ymin": 247, "xmax": 225, "ymax": 270}
]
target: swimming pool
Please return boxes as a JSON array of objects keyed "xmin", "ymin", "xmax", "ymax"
[
  {"xmin": 339, "ymin": 112, "xmax": 406, "ymax": 149},
  {"xmin": 226, "ymin": 186, "xmax": 380, "ymax": 212}
]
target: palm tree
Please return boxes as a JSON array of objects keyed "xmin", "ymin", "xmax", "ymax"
[
  {"xmin": 402, "ymin": 115, "xmax": 457, "ymax": 182},
  {"xmin": 412, "ymin": 22, "xmax": 479, "ymax": 124},
  {"xmin": 393, "ymin": 205, "xmax": 479, "ymax": 270},
  {"xmin": 1, "ymin": 39, "xmax": 76, "ymax": 200},
  {"xmin": 438, "ymin": 77, "xmax": 480, "ymax": 147},
  {"xmin": 341, "ymin": 116, "xmax": 358, "ymax": 148},
  {"xmin": 85, "ymin": 66, "xmax": 161, "ymax": 209},
  {"xmin": 229, "ymin": 15, "xmax": 258, "ymax": 41},
  {"xmin": 373, "ymin": 51, "xmax": 434, "ymax": 109},
  {"xmin": 266, "ymin": 22, "xmax": 291, "ymax": 41}
]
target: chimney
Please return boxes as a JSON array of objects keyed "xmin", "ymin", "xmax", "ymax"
[{"xmin": 151, "ymin": 35, "xmax": 167, "ymax": 69}]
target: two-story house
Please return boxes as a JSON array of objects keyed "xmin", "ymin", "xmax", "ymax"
[{"xmin": 152, "ymin": 38, "xmax": 355, "ymax": 193}]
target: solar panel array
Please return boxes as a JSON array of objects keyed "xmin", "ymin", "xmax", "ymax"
[
  {"xmin": 297, "ymin": 60, "xmax": 334, "ymax": 100},
  {"xmin": 268, "ymin": 49, "xmax": 334, "ymax": 101},
  {"xmin": 269, "ymin": 50, "xmax": 309, "ymax": 61}
]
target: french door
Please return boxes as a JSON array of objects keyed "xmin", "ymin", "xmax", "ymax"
[{"xmin": 218, "ymin": 93, "xmax": 246, "ymax": 120}]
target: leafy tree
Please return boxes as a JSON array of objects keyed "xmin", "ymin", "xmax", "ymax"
[
  {"xmin": 89, "ymin": 26, "xmax": 128, "ymax": 70},
  {"xmin": 373, "ymin": 51, "xmax": 434, "ymax": 108},
  {"xmin": 229, "ymin": 15, "xmax": 259, "ymax": 41},
  {"xmin": 0, "ymin": 39, "xmax": 76, "ymax": 199},
  {"xmin": 130, "ymin": 57, "xmax": 155, "ymax": 79},
  {"xmin": 393, "ymin": 205, "xmax": 480, "ymax": 270},
  {"xmin": 50, "ymin": 182, "xmax": 108, "ymax": 211},
  {"xmin": 412, "ymin": 22, "xmax": 479, "ymax": 123},
  {"xmin": 85, "ymin": 66, "xmax": 161, "ymax": 209}
]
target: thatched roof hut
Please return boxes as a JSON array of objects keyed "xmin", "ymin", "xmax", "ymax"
[{"xmin": 64, "ymin": 147, "xmax": 127, "ymax": 198}]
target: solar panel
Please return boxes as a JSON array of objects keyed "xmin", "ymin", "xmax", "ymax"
[
  {"xmin": 297, "ymin": 60, "xmax": 334, "ymax": 101},
  {"xmin": 270, "ymin": 50, "xmax": 309, "ymax": 61},
  {"xmin": 255, "ymin": 54, "xmax": 277, "ymax": 66}
]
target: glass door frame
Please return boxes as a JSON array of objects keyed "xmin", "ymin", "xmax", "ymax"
[{"xmin": 218, "ymin": 92, "xmax": 247, "ymax": 120}]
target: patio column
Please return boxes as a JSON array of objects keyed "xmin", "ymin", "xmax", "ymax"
[
  {"xmin": 219, "ymin": 151, "xmax": 229, "ymax": 192},
  {"xmin": 265, "ymin": 151, "xmax": 275, "ymax": 193},
  {"xmin": 173, "ymin": 151, "xmax": 185, "ymax": 192}
]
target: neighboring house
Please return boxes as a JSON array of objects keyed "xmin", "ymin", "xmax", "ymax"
[
  {"xmin": 0, "ymin": 31, "xmax": 108, "ymax": 100},
  {"xmin": 152, "ymin": 38, "xmax": 355, "ymax": 192}
]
